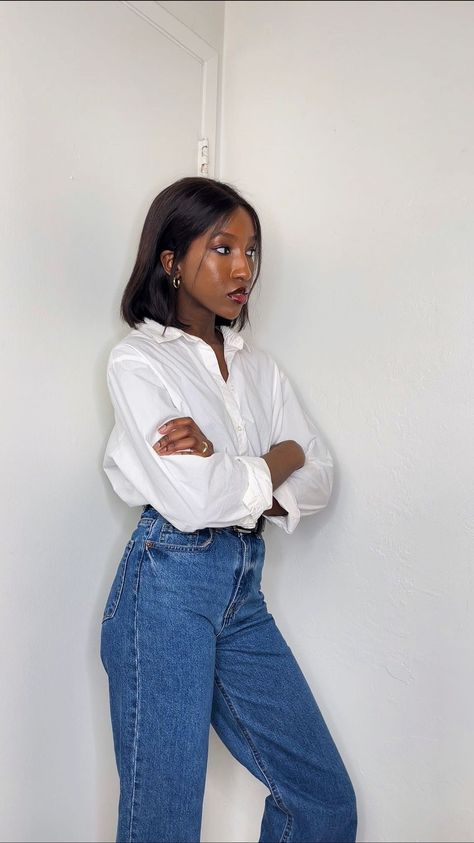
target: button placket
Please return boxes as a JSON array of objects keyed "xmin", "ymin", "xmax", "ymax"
[
  {"xmin": 221, "ymin": 389, "xmax": 247, "ymax": 452},
  {"xmin": 197, "ymin": 340, "xmax": 248, "ymax": 451},
  {"xmin": 200, "ymin": 343, "xmax": 236, "ymax": 387}
]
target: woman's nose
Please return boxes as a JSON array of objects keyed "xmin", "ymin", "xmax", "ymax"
[{"xmin": 231, "ymin": 251, "xmax": 253, "ymax": 281}]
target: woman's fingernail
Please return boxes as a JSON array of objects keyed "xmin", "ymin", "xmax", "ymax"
[{"xmin": 158, "ymin": 423, "xmax": 167, "ymax": 431}]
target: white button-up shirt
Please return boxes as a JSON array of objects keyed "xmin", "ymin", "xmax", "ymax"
[{"xmin": 103, "ymin": 318, "xmax": 334, "ymax": 534}]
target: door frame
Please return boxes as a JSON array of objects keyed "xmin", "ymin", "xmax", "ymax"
[{"xmin": 122, "ymin": 0, "xmax": 219, "ymax": 176}]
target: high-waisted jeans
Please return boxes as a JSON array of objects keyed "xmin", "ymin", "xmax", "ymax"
[{"xmin": 100, "ymin": 506, "xmax": 358, "ymax": 843}]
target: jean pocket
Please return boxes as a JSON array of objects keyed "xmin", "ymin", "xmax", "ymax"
[
  {"xmin": 146, "ymin": 523, "xmax": 214, "ymax": 552},
  {"xmin": 102, "ymin": 539, "xmax": 135, "ymax": 622}
]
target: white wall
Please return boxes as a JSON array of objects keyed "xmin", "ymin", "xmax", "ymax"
[{"xmin": 219, "ymin": 2, "xmax": 474, "ymax": 842}]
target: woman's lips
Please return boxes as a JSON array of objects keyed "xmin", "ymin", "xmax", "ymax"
[{"xmin": 227, "ymin": 292, "xmax": 248, "ymax": 303}]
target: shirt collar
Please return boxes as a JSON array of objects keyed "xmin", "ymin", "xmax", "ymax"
[{"xmin": 136, "ymin": 318, "xmax": 250, "ymax": 352}]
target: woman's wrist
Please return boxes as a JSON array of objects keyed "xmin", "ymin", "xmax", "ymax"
[
  {"xmin": 262, "ymin": 497, "xmax": 288, "ymax": 517},
  {"xmin": 262, "ymin": 440, "xmax": 305, "ymax": 489}
]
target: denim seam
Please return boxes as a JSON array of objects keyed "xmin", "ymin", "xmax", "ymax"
[
  {"xmin": 215, "ymin": 533, "xmax": 249, "ymax": 636},
  {"xmin": 102, "ymin": 539, "xmax": 135, "ymax": 622},
  {"xmin": 147, "ymin": 533, "xmax": 214, "ymax": 552},
  {"xmin": 128, "ymin": 528, "xmax": 151, "ymax": 843},
  {"xmin": 213, "ymin": 670, "xmax": 294, "ymax": 843}
]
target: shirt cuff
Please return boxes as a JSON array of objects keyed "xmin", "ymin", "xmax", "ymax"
[
  {"xmin": 263, "ymin": 480, "xmax": 301, "ymax": 534},
  {"xmin": 234, "ymin": 456, "xmax": 274, "ymax": 527}
]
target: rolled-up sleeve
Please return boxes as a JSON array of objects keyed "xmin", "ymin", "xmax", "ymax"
[
  {"xmin": 103, "ymin": 354, "xmax": 273, "ymax": 532},
  {"xmin": 265, "ymin": 363, "xmax": 334, "ymax": 534}
]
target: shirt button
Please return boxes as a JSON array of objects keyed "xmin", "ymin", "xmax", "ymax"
[{"xmin": 237, "ymin": 424, "xmax": 243, "ymax": 431}]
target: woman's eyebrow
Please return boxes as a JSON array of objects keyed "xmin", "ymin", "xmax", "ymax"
[{"xmin": 210, "ymin": 230, "xmax": 257, "ymax": 242}]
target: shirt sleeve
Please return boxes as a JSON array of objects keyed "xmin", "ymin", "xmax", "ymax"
[
  {"xmin": 264, "ymin": 362, "xmax": 334, "ymax": 534},
  {"xmin": 103, "ymin": 353, "xmax": 274, "ymax": 532}
]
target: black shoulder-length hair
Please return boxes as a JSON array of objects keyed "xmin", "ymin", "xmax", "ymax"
[{"xmin": 120, "ymin": 176, "xmax": 262, "ymax": 333}]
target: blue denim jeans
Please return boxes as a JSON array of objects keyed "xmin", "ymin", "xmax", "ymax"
[{"xmin": 100, "ymin": 506, "xmax": 357, "ymax": 843}]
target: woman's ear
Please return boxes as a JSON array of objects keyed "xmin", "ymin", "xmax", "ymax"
[{"xmin": 159, "ymin": 250, "xmax": 175, "ymax": 276}]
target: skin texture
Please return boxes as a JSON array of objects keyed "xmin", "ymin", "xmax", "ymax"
[{"xmin": 153, "ymin": 207, "xmax": 305, "ymax": 516}]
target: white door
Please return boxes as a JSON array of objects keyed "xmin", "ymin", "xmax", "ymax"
[{"xmin": 0, "ymin": 2, "xmax": 218, "ymax": 840}]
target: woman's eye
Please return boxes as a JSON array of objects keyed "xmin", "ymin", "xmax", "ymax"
[{"xmin": 215, "ymin": 246, "xmax": 256, "ymax": 257}]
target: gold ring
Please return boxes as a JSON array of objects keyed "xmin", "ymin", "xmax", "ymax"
[{"xmin": 200, "ymin": 440, "xmax": 209, "ymax": 454}]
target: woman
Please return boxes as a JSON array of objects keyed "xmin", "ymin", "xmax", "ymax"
[{"xmin": 100, "ymin": 176, "xmax": 357, "ymax": 843}]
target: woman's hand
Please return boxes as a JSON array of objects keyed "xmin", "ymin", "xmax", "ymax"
[{"xmin": 153, "ymin": 417, "xmax": 214, "ymax": 457}]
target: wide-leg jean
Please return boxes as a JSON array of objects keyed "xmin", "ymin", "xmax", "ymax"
[{"xmin": 100, "ymin": 506, "xmax": 358, "ymax": 843}]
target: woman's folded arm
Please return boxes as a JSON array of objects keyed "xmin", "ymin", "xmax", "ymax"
[{"xmin": 103, "ymin": 353, "xmax": 274, "ymax": 532}]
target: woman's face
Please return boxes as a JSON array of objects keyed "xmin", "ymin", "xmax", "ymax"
[{"xmin": 161, "ymin": 206, "xmax": 257, "ymax": 320}]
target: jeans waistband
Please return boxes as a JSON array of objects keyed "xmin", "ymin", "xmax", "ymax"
[{"xmin": 141, "ymin": 505, "xmax": 265, "ymax": 535}]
